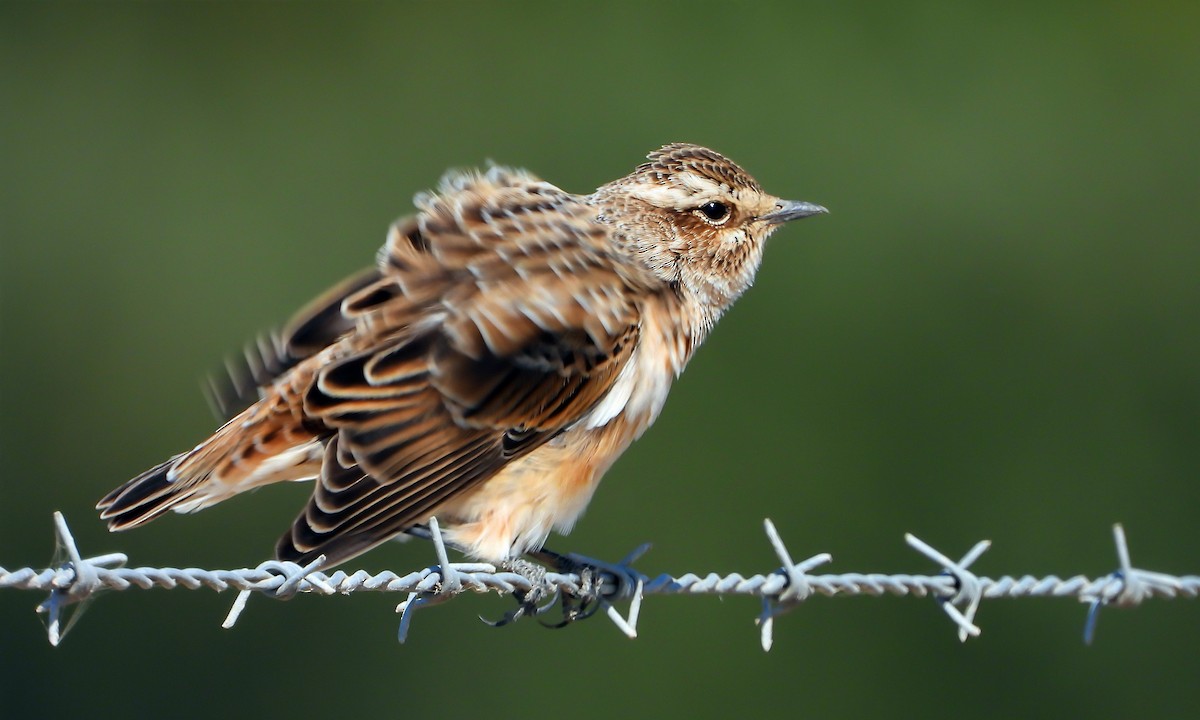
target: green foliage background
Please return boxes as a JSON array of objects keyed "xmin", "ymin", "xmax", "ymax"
[{"xmin": 2, "ymin": 3, "xmax": 1197, "ymax": 717}]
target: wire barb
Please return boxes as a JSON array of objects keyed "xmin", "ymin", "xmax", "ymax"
[
  {"xmin": 396, "ymin": 517, "xmax": 477, "ymax": 643},
  {"xmin": 1080, "ymin": 524, "xmax": 1189, "ymax": 645},
  {"xmin": 222, "ymin": 554, "xmax": 331, "ymax": 630},
  {"xmin": 3, "ymin": 514, "xmax": 1197, "ymax": 649},
  {"xmin": 905, "ymin": 534, "xmax": 991, "ymax": 641},
  {"xmin": 756, "ymin": 519, "xmax": 832, "ymax": 651},
  {"xmin": 34, "ymin": 512, "xmax": 128, "ymax": 645}
]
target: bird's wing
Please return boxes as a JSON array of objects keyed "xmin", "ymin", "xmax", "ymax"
[
  {"xmin": 205, "ymin": 267, "xmax": 383, "ymax": 421},
  {"xmin": 277, "ymin": 168, "xmax": 650, "ymax": 566}
]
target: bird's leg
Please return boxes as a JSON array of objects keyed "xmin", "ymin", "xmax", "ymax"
[
  {"xmin": 482, "ymin": 549, "xmax": 612, "ymax": 629},
  {"xmin": 524, "ymin": 546, "xmax": 644, "ymax": 629},
  {"xmin": 407, "ymin": 523, "xmax": 643, "ymax": 631},
  {"xmin": 521, "ymin": 548, "xmax": 598, "ymax": 626},
  {"xmin": 482, "ymin": 558, "xmax": 562, "ymax": 627},
  {"xmin": 404, "ymin": 524, "xmax": 559, "ymax": 627},
  {"xmin": 403, "ymin": 524, "xmax": 561, "ymax": 627}
]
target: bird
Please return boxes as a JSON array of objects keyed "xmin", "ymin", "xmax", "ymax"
[{"xmin": 97, "ymin": 143, "xmax": 827, "ymax": 570}]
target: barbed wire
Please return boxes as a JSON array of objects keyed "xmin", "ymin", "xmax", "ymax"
[{"xmin": 2, "ymin": 512, "xmax": 1196, "ymax": 650}]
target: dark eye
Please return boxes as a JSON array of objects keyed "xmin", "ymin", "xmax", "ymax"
[{"xmin": 696, "ymin": 201, "xmax": 730, "ymax": 223}]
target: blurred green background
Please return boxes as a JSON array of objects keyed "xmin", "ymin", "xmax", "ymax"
[{"xmin": 2, "ymin": 2, "xmax": 1198, "ymax": 717}]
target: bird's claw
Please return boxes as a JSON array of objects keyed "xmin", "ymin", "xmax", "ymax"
[
  {"xmin": 478, "ymin": 553, "xmax": 600, "ymax": 629},
  {"xmin": 480, "ymin": 547, "xmax": 646, "ymax": 633},
  {"xmin": 480, "ymin": 558, "xmax": 558, "ymax": 627},
  {"xmin": 481, "ymin": 586, "xmax": 564, "ymax": 627},
  {"xmin": 538, "ymin": 578, "xmax": 604, "ymax": 628}
]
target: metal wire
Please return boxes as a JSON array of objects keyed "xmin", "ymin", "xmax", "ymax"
[{"xmin": 2, "ymin": 512, "xmax": 1196, "ymax": 650}]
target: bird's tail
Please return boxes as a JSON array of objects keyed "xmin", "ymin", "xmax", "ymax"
[
  {"xmin": 96, "ymin": 452, "xmax": 198, "ymax": 530},
  {"xmin": 98, "ymin": 398, "xmax": 325, "ymax": 531}
]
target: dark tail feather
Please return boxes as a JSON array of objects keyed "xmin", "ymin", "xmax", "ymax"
[{"xmin": 97, "ymin": 453, "xmax": 192, "ymax": 530}]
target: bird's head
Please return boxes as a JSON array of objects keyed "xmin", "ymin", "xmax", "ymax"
[{"xmin": 594, "ymin": 143, "xmax": 826, "ymax": 319}]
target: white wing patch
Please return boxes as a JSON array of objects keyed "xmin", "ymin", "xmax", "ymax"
[{"xmin": 581, "ymin": 353, "xmax": 638, "ymax": 429}]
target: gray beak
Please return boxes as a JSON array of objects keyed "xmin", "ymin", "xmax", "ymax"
[{"xmin": 760, "ymin": 200, "xmax": 828, "ymax": 225}]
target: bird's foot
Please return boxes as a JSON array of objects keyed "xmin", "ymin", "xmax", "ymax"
[
  {"xmin": 530, "ymin": 545, "xmax": 648, "ymax": 631},
  {"xmin": 480, "ymin": 545, "xmax": 648, "ymax": 635},
  {"xmin": 481, "ymin": 558, "xmax": 561, "ymax": 627}
]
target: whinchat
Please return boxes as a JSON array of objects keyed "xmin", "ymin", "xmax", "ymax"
[{"xmin": 98, "ymin": 143, "xmax": 826, "ymax": 567}]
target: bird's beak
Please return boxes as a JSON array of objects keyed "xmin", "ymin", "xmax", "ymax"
[{"xmin": 760, "ymin": 200, "xmax": 828, "ymax": 225}]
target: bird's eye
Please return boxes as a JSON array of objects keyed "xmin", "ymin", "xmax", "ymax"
[{"xmin": 696, "ymin": 201, "xmax": 731, "ymax": 224}]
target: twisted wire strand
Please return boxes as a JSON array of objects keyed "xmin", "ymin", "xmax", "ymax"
[{"xmin": 2, "ymin": 513, "xmax": 1196, "ymax": 650}]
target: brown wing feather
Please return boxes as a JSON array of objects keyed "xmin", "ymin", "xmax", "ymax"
[
  {"xmin": 206, "ymin": 267, "xmax": 383, "ymax": 421},
  {"xmin": 276, "ymin": 169, "xmax": 650, "ymax": 566}
]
